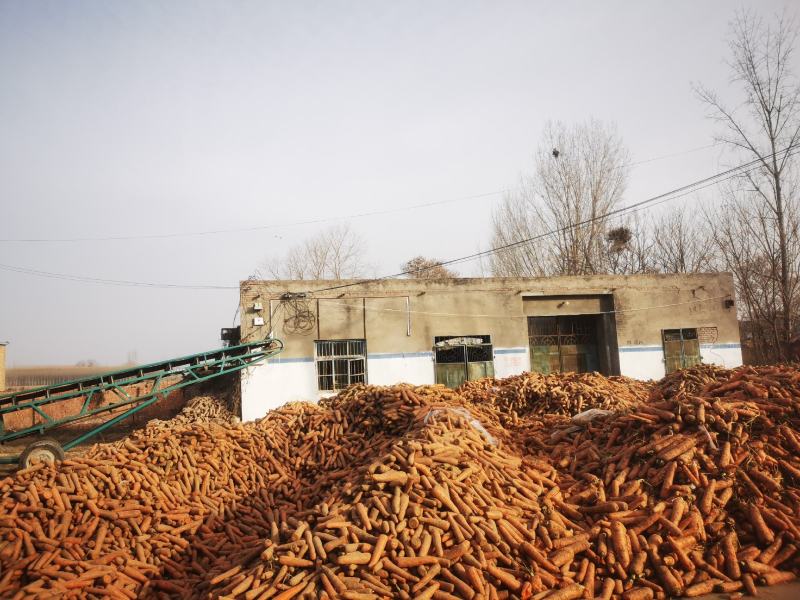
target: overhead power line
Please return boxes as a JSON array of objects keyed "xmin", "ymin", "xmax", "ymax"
[
  {"xmin": 0, "ymin": 263, "xmax": 238, "ymax": 290},
  {"xmin": 0, "ymin": 144, "xmax": 793, "ymax": 291},
  {"xmin": 304, "ymin": 144, "xmax": 799, "ymax": 296},
  {"xmin": 0, "ymin": 189, "xmax": 511, "ymax": 244},
  {"xmin": 0, "ymin": 140, "xmax": 724, "ymax": 244},
  {"xmin": 622, "ymin": 141, "xmax": 723, "ymax": 169}
]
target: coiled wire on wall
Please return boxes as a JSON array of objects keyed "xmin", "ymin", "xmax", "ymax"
[{"xmin": 281, "ymin": 293, "xmax": 316, "ymax": 335}]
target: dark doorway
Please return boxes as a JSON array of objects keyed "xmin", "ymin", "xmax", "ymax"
[{"xmin": 528, "ymin": 314, "xmax": 618, "ymax": 375}]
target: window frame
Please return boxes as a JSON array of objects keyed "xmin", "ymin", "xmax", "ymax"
[
  {"xmin": 433, "ymin": 335, "xmax": 495, "ymax": 388},
  {"xmin": 314, "ymin": 339, "xmax": 367, "ymax": 392},
  {"xmin": 662, "ymin": 328, "xmax": 701, "ymax": 373}
]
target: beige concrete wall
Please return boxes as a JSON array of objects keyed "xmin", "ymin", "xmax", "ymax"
[
  {"xmin": 613, "ymin": 284, "xmax": 736, "ymax": 346},
  {"xmin": 0, "ymin": 344, "xmax": 5, "ymax": 391},
  {"xmin": 522, "ymin": 295, "xmax": 613, "ymax": 316},
  {"xmin": 240, "ymin": 273, "xmax": 740, "ymax": 360}
]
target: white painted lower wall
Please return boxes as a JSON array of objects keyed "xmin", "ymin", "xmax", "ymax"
[
  {"xmin": 367, "ymin": 352, "xmax": 435, "ymax": 386},
  {"xmin": 241, "ymin": 347, "xmax": 534, "ymax": 421},
  {"xmin": 241, "ymin": 344, "xmax": 743, "ymax": 419},
  {"xmin": 494, "ymin": 348, "xmax": 529, "ymax": 378},
  {"xmin": 700, "ymin": 344, "xmax": 744, "ymax": 370},
  {"xmin": 618, "ymin": 343, "xmax": 743, "ymax": 380},
  {"xmin": 240, "ymin": 358, "xmax": 317, "ymax": 421},
  {"xmin": 617, "ymin": 347, "xmax": 666, "ymax": 380}
]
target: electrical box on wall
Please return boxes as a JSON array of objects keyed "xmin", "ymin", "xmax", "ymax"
[
  {"xmin": 253, "ymin": 316, "xmax": 265, "ymax": 326},
  {"xmin": 252, "ymin": 302, "xmax": 263, "ymax": 311}
]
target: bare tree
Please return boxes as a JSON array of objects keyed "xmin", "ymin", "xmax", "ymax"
[
  {"xmin": 401, "ymin": 256, "xmax": 458, "ymax": 279},
  {"xmin": 538, "ymin": 120, "xmax": 631, "ymax": 274},
  {"xmin": 696, "ymin": 10, "xmax": 800, "ymax": 360},
  {"xmin": 489, "ymin": 119, "xmax": 631, "ymax": 276},
  {"xmin": 604, "ymin": 215, "xmax": 655, "ymax": 275},
  {"xmin": 261, "ymin": 224, "xmax": 368, "ymax": 280},
  {"xmin": 709, "ymin": 190, "xmax": 800, "ymax": 361},
  {"xmin": 650, "ymin": 207, "xmax": 717, "ymax": 273},
  {"xmin": 488, "ymin": 186, "xmax": 550, "ymax": 277}
]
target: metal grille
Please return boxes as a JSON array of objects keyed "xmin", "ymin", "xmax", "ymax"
[
  {"xmin": 433, "ymin": 336, "xmax": 493, "ymax": 365},
  {"xmin": 433, "ymin": 335, "xmax": 495, "ymax": 388},
  {"xmin": 315, "ymin": 339, "xmax": 367, "ymax": 391},
  {"xmin": 466, "ymin": 345, "xmax": 493, "ymax": 362},
  {"xmin": 528, "ymin": 316, "xmax": 598, "ymax": 346},
  {"xmin": 528, "ymin": 315, "xmax": 600, "ymax": 374},
  {"xmin": 434, "ymin": 335, "xmax": 491, "ymax": 344},
  {"xmin": 434, "ymin": 345, "xmax": 466, "ymax": 365}
]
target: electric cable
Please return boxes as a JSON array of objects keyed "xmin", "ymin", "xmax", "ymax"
[
  {"xmin": 0, "ymin": 189, "xmax": 511, "ymax": 243},
  {"xmin": 0, "ymin": 263, "xmax": 238, "ymax": 290},
  {"xmin": 302, "ymin": 144, "xmax": 799, "ymax": 296},
  {"xmin": 0, "ymin": 145, "xmax": 793, "ymax": 291},
  {"xmin": 0, "ymin": 140, "xmax": 724, "ymax": 244}
]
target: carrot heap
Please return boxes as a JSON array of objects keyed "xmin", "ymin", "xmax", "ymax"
[
  {"xmin": 458, "ymin": 371, "xmax": 649, "ymax": 421},
  {"xmin": 0, "ymin": 366, "xmax": 798, "ymax": 600}
]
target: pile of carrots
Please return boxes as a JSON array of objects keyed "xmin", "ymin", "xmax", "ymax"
[
  {"xmin": 650, "ymin": 363, "xmax": 732, "ymax": 401},
  {"xmin": 458, "ymin": 371, "xmax": 649, "ymax": 420},
  {"xmin": 145, "ymin": 394, "xmax": 237, "ymax": 431},
  {"xmin": 1, "ymin": 366, "xmax": 799, "ymax": 599},
  {"xmin": 522, "ymin": 365, "xmax": 800, "ymax": 599}
]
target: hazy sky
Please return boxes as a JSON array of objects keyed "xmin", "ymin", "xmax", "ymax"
[{"xmin": 0, "ymin": 1, "xmax": 796, "ymax": 366}]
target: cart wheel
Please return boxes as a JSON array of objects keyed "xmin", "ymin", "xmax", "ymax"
[{"xmin": 19, "ymin": 438, "xmax": 65, "ymax": 469}]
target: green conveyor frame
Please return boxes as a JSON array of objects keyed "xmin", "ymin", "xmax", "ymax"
[{"xmin": 0, "ymin": 339, "xmax": 282, "ymax": 463}]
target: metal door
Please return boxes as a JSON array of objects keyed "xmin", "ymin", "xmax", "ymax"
[
  {"xmin": 528, "ymin": 316, "xmax": 599, "ymax": 374},
  {"xmin": 433, "ymin": 336, "xmax": 494, "ymax": 388},
  {"xmin": 662, "ymin": 328, "xmax": 701, "ymax": 373}
]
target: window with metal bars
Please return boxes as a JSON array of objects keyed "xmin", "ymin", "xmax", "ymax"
[
  {"xmin": 314, "ymin": 339, "xmax": 367, "ymax": 391},
  {"xmin": 432, "ymin": 335, "xmax": 494, "ymax": 388}
]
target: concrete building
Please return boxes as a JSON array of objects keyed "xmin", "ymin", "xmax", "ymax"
[
  {"xmin": 238, "ymin": 273, "xmax": 742, "ymax": 420},
  {"xmin": 0, "ymin": 342, "xmax": 6, "ymax": 391}
]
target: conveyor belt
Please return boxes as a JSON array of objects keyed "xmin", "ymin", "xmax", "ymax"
[{"xmin": 0, "ymin": 339, "xmax": 282, "ymax": 464}]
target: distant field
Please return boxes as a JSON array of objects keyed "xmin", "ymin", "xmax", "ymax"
[{"xmin": 5, "ymin": 365, "xmax": 129, "ymax": 388}]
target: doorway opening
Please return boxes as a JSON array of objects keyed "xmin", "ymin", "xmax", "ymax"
[{"xmin": 528, "ymin": 314, "xmax": 617, "ymax": 375}]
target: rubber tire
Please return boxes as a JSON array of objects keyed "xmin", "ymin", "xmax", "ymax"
[{"xmin": 19, "ymin": 438, "xmax": 65, "ymax": 470}]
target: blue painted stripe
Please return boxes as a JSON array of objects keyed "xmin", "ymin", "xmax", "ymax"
[
  {"xmin": 268, "ymin": 344, "xmax": 740, "ymax": 362},
  {"xmin": 266, "ymin": 356, "xmax": 315, "ymax": 364},
  {"xmin": 266, "ymin": 347, "xmax": 529, "ymax": 364},
  {"xmin": 268, "ymin": 352, "xmax": 433, "ymax": 363},
  {"xmin": 368, "ymin": 352, "xmax": 433, "ymax": 360},
  {"xmin": 618, "ymin": 346, "xmax": 662, "ymax": 353},
  {"xmin": 620, "ymin": 343, "xmax": 741, "ymax": 353},
  {"xmin": 700, "ymin": 343, "xmax": 742, "ymax": 350}
]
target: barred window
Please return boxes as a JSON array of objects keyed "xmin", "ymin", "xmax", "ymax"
[
  {"xmin": 433, "ymin": 335, "xmax": 494, "ymax": 388},
  {"xmin": 314, "ymin": 339, "xmax": 367, "ymax": 392}
]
